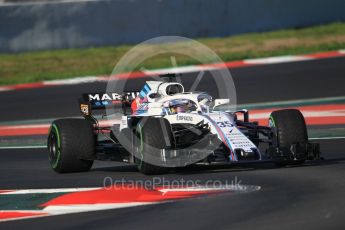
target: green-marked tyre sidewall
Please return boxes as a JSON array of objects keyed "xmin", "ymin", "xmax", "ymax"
[
  {"xmin": 269, "ymin": 115, "xmax": 276, "ymax": 128},
  {"xmin": 137, "ymin": 123, "xmax": 144, "ymax": 171},
  {"xmin": 49, "ymin": 123, "xmax": 61, "ymax": 169},
  {"xmin": 47, "ymin": 118, "xmax": 94, "ymax": 173},
  {"xmin": 135, "ymin": 118, "xmax": 172, "ymax": 175}
]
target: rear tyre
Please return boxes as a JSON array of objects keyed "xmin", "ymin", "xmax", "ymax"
[
  {"xmin": 47, "ymin": 119, "xmax": 94, "ymax": 173},
  {"xmin": 269, "ymin": 109, "xmax": 308, "ymax": 165},
  {"xmin": 135, "ymin": 118, "xmax": 174, "ymax": 175}
]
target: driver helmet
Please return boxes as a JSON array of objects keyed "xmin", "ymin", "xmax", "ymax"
[{"xmin": 169, "ymin": 99, "xmax": 194, "ymax": 114}]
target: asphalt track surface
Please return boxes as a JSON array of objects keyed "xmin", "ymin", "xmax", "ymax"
[
  {"xmin": 0, "ymin": 139, "xmax": 345, "ymax": 230},
  {"xmin": 0, "ymin": 57, "xmax": 345, "ymax": 229}
]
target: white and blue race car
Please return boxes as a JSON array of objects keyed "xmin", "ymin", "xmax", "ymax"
[{"xmin": 47, "ymin": 75, "xmax": 320, "ymax": 174}]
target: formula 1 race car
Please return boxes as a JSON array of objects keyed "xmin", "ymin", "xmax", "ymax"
[{"xmin": 47, "ymin": 75, "xmax": 320, "ymax": 174}]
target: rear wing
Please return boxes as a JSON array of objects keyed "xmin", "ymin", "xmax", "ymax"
[{"xmin": 78, "ymin": 92, "xmax": 139, "ymax": 117}]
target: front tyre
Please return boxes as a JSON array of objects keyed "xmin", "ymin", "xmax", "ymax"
[
  {"xmin": 269, "ymin": 109, "xmax": 308, "ymax": 165},
  {"xmin": 47, "ymin": 119, "xmax": 94, "ymax": 173},
  {"xmin": 135, "ymin": 118, "xmax": 174, "ymax": 175}
]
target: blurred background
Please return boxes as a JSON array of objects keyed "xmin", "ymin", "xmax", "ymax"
[
  {"xmin": 1, "ymin": 0, "xmax": 345, "ymax": 52},
  {"xmin": 0, "ymin": 0, "xmax": 345, "ymax": 85}
]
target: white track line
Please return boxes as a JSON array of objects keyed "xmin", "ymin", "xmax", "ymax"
[
  {"xmin": 1, "ymin": 0, "xmax": 104, "ymax": 6},
  {"xmin": 309, "ymin": 137, "xmax": 345, "ymax": 140},
  {"xmin": 0, "ymin": 146, "xmax": 47, "ymax": 150},
  {"xmin": 244, "ymin": 55, "xmax": 312, "ymax": 64},
  {"xmin": 43, "ymin": 202, "xmax": 154, "ymax": 214},
  {"xmin": 0, "ymin": 187, "xmax": 101, "ymax": 194},
  {"xmin": 43, "ymin": 76, "xmax": 103, "ymax": 85}
]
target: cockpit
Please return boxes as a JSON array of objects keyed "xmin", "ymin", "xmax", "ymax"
[{"xmin": 162, "ymin": 93, "xmax": 213, "ymax": 115}]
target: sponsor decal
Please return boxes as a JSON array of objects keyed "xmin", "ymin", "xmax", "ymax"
[
  {"xmin": 121, "ymin": 117, "xmax": 128, "ymax": 128},
  {"xmin": 123, "ymin": 92, "xmax": 140, "ymax": 100},
  {"xmin": 216, "ymin": 121, "xmax": 233, "ymax": 128},
  {"xmin": 88, "ymin": 93, "xmax": 122, "ymax": 101},
  {"xmin": 80, "ymin": 104, "xmax": 89, "ymax": 115},
  {"xmin": 92, "ymin": 101, "xmax": 111, "ymax": 107},
  {"xmin": 176, "ymin": 115, "xmax": 193, "ymax": 121},
  {"xmin": 88, "ymin": 92, "xmax": 139, "ymax": 102}
]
